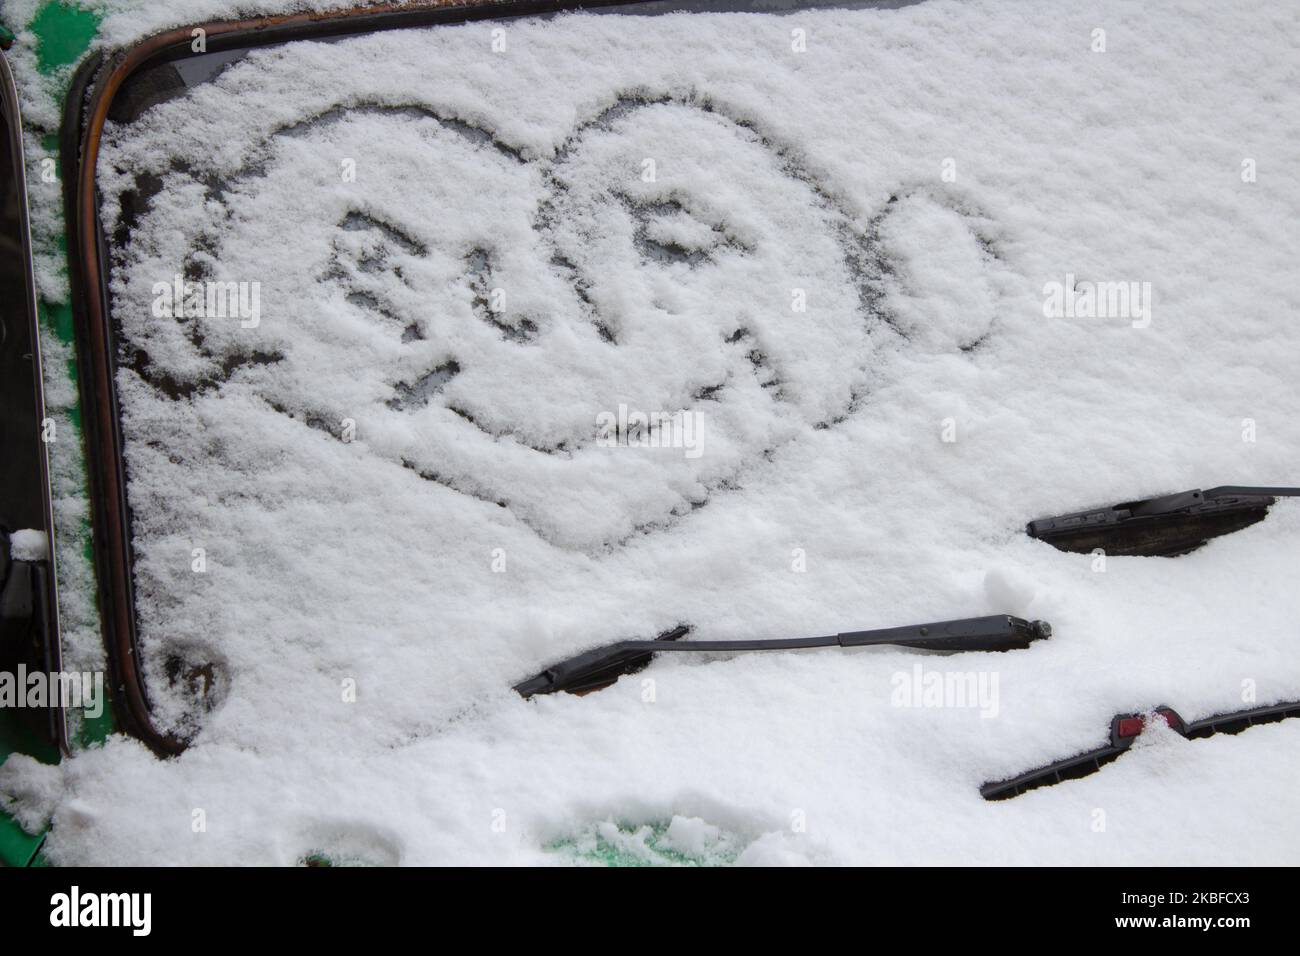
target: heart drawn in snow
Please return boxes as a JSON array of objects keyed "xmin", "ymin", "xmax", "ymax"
[{"xmin": 128, "ymin": 95, "xmax": 1009, "ymax": 552}]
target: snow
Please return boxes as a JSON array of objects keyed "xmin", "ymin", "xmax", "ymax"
[
  {"xmin": 8, "ymin": 529, "xmax": 49, "ymax": 562},
  {"xmin": 3, "ymin": 0, "xmax": 1300, "ymax": 865}
]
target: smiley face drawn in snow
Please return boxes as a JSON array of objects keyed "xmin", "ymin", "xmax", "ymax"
[{"xmin": 116, "ymin": 96, "xmax": 1007, "ymax": 552}]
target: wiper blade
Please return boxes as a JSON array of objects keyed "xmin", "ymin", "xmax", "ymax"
[
  {"xmin": 514, "ymin": 614, "xmax": 1052, "ymax": 698},
  {"xmin": 981, "ymin": 699, "xmax": 1300, "ymax": 801},
  {"xmin": 1027, "ymin": 485, "xmax": 1300, "ymax": 557},
  {"xmin": 513, "ymin": 624, "xmax": 693, "ymax": 698}
]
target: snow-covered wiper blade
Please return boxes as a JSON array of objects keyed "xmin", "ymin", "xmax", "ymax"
[
  {"xmin": 514, "ymin": 614, "xmax": 1052, "ymax": 698},
  {"xmin": 981, "ymin": 699, "xmax": 1300, "ymax": 801},
  {"xmin": 1027, "ymin": 485, "xmax": 1300, "ymax": 557}
]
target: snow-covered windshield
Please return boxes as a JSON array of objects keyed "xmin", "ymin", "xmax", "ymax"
[{"xmin": 60, "ymin": 2, "xmax": 1300, "ymax": 864}]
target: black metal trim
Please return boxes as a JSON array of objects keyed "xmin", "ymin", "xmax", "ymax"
[{"xmin": 0, "ymin": 49, "xmax": 69, "ymax": 755}]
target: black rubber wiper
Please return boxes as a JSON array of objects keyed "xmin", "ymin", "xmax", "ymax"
[
  {"xmin": 981, "ymin": 699, "xmax": 1300, "ymax": 801},
  {"xmin": 1027, "ymin": 485, "xmax": 1300, "ymax": 557},
  {"xmin": 514, "ymin": 614, "xmax": 1052, "ymax": 698}
]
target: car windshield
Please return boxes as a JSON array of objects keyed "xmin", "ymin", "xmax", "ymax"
[
  {"xmin": 16, "ymin": 0, "xmax": 1296, "ymax": 867},
  {"xmin": 101, "ymin": 1, "xmax": 1018, "ymax": 737}
]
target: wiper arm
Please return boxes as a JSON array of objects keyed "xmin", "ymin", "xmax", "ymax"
[
  {"xmin": 1027, "ymin": 484, "xmax": 1300, "ymax": 557},
  {"xmin": 982, "ymin": 699, "xmax": 1300, "ymax": 800},
  {"xmin": 514, "ymin": 614, "xmax": 1052, "ymax": 698}
]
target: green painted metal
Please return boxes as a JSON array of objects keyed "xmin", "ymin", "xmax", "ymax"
[
  {"xmin": 29, "ymin": 1, "xmax": 100, "ymax": 72},
  {"xmin": 0, "ymin": 715, "xmax": 56, "ymax": 867}
]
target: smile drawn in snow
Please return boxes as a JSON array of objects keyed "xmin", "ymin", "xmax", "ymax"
[{"xmin": 122, "ymin": 94, "xmax": 1010, "ymax": 551}]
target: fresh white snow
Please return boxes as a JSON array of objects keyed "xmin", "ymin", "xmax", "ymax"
[
  {"xmin": 3, "ymin": 0, "xmax": 1299, "ymax": 865},
  {"xmin": 8, "ymin": 529, "xmax": 50, "ymax": 562}
]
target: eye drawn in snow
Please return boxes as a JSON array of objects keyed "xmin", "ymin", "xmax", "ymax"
[{"xmin": 112, "ymin": 95, "xmax": 1009, "ymax": 552}]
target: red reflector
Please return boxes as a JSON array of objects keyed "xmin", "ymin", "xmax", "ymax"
[
  {"xmin": 1156, "ymin": 709, "xmax": 1179, "ymax": 728},
  {"xmin": 1116, "ymin": 717, "xmax": 1145, "ymax": 739}
]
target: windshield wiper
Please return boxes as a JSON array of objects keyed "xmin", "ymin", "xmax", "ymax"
[
  {"xmin": 1027, "ymin": 485, "xmax": 1300, "ymax": 557},
  {"xmin": 981, "ymin": 699, "xmax": 1300, "ymax": 800},
  {"xmin": 514, "ymin": 614, "xmax": 1052, "ymax": 698}
]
